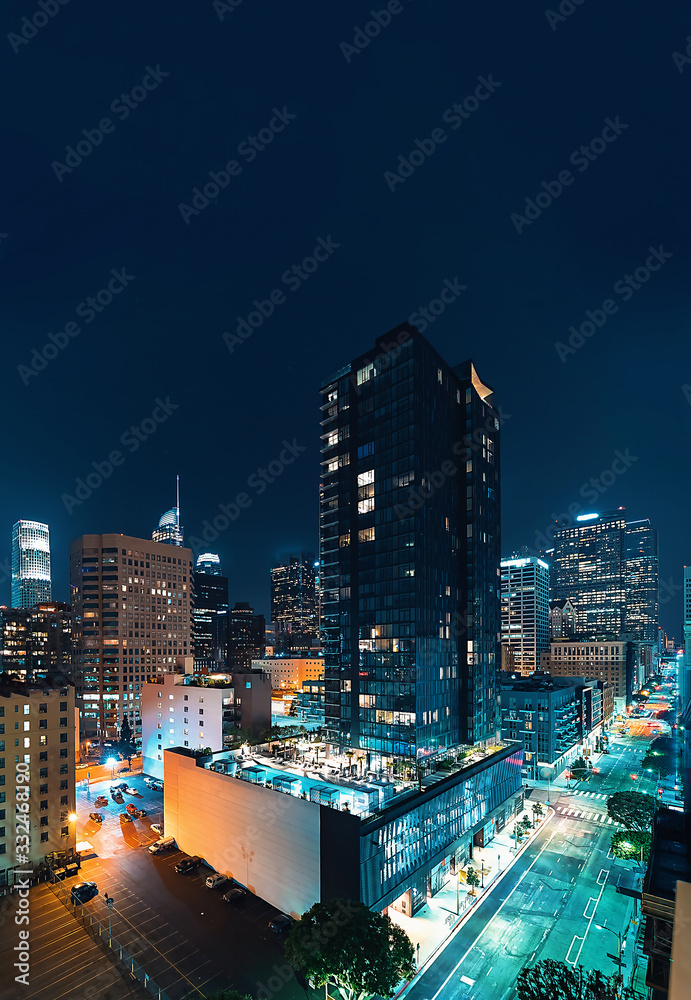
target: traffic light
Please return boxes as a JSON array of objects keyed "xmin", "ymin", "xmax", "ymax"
[{"xmin": 658, "ymin": 788, "xmax": 663, "ymax": 798}]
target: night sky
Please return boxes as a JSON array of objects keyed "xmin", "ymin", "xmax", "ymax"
[{"xmin": 1, "ymin": 2, "xmax": 689, "ymax": 634}]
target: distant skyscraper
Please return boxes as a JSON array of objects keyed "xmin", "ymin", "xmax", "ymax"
[
  {"xmin": 193, "ymin": 568, "xmax": 229, "ymax": 670},
  {"xmin": 227, "ymin": 602, "xmax": 265, "ymax": 671},
  {"xmin": 70, "ymin": 533, "xmax": 193, "ymax": 741},
  {"xmin": 152, "ymin": 476, "xmax": 183, "ymax": 546},
  {"xmin": 500, "ymin": 556, "xmax": 550, "ymax": 675},
  {"xmin": 11, "ymin": 520, "xmax": 52, "ymax": 608},
  {"xmin": 551, "ymin": 511, "xmax": 658, "ymax": 641},
  {"xmin": 270, "ymin": 553, "xmax": 319, "ymax": 653},
  {"xmin": 682, "ymin": 567, "xmax": 691, "ymax": 713},
  {"xmin": 549, "ymin": 598, "xmax": 576, "ymax": 640},
  {"xmin": 320, "ymin": 325, "xmax": 501, "ymax": 758},
  {"xmin": 196, "ymin": 552, "xmax": 222, "ymax": 575}
]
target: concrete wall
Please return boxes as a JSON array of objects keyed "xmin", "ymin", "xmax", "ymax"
[{"xmin": 164, "ymin": 749, "xmax": 321, "ymax": 917}]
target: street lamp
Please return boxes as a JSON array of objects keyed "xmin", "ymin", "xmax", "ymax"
[
  {"xmin": 106, "ymin": 757, "xmax": 117, "ymax": 781},
  {"xmin": 594, "ymin": 924, "xmax": 623, "ymax": 970},
  {"xmin": 68, "ymin": 813, "xmax": 77, "ymax": 824}
]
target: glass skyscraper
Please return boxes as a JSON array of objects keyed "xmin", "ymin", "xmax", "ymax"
[
  {"xmin": 192, "ymin": 567, "xmax": 229, "ymax": 670},
  {"xmin": 551, "ymin": 511, "xmax": 658, "ymax": 641},
  {"xmin": 500, "ymin": 556, "xmax": 550, "ymax": 674},
  {"xmin": 11, "ymin": 520, "xmax": 52, "ymax": 609},
  {"xmin": 319, "ymin": 325, "xmax": 501, "ymax": 761},
  {"xmin": 270, "ymin": 553, "xmax": 319, "ymax": 653}
]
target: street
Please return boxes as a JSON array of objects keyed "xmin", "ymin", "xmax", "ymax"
[{"xmin": 403, "ymin": 729, "xmax": 651, "ymax": 1000}]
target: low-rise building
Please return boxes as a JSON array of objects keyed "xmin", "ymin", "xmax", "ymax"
[
  {"xmin": 254, "ymin": 654, "xmax": 324, "ymax": 692},
  {"xmin": 0, "ymin": 677, "xmax": 76, "ymax": 889},
  {"xmin": 500, "ymin": 672, "xmax": 580, "ymax": 779},
  {"xmin": 163, "ymin": 740, "xmax": 524, "ymax": 918},
  {"xmin": 142, "ymin": 670, "xmax": 272, "ymax": 779}
]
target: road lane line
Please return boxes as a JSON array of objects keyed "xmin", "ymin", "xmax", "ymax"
[{"xmin": 429, "ymin": 818, "xmax": 567, "ymax": 1000}]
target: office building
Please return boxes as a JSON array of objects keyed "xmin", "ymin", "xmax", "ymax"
[
  {"xmin": 549, "ymin": 598, "xmax": 576, "ymax": 640},
  {"xmin": 11, "ymin": 520, "xmax": 52, "ymax": 609},
  {"xmin": 540, "ymin": 638, "xmax": 639, "ymax": 711},
  {"xmin": 0, "ymin": 603, "xmax": 72, "ymax": 682},
  {"xmin": 227, "ymin": 602, "xmax": 265, "ymax": 671},
  {"xmin": 320, "ymin": 325, "xmax": 501, "ymax": 758},
  {"xmin": 196, "ymin": 552, "xmax": 222, "ymax": 575},
  {"xmin": 500, "ymin": 556, "xmax": 550, "ymax": 675},
  {"xmin": 152, "ymin": 478, "xmax": 183, "ymax": 546},
  {"xmin": 253, "ymin": 654, "xmax": 324, "ymax": 691},
  {"xmin": 69, "ymin": 534, "xmax": 193, "ymax": 742},
  {"xmin": 682, "ymin": 567, "xmax": 691, "ymax": 714},
  {"xmin": 551, "ymin": 510, "xmax": 658, "ymax": 641},
  {"xmin": 142, "ymin": 670, "xmax": 271, "ymax": 779},
  {"xmin": 0, "ymin": 677, "xmax": 76, "ymax": 888},
  {"xmin": 163, "ymin": 739, "xmax": 523, "ymax": 919},
  {"xmin": 192, "ymin": 569, "xmax": 229, "ymax": 671},
  {"xmin": 271, "ymin": 553, "xmax": 320, "ymax": 653}
]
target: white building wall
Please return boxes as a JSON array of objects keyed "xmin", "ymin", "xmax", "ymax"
[
  {"xmin": 164, "ymin": 750, "xmax": 321, "ymax": 917},
  {"xmin": 142, "ymin": 675, "xmax": 224, "ymax": 779}
]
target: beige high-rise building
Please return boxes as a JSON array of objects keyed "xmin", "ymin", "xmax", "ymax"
[
  {"xmin": 70, "ymin": 534, "xmax": 193, "ymax": 742},
  {"xmin": 0, "ymin": 677, "xmax": 76, "ymax": 888}
]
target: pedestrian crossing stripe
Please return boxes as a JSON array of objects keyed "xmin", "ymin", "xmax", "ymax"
[{"xmin": 555, "ymin": 806, "xmax": 616, "ymax": 824}]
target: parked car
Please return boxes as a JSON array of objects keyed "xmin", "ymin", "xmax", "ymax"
[
  {"xmin": 222, "ymin": 886, "xmax": 246, "ymax": 903},
  {"xmin": 150, "ymin": 823, "xmax": 163, "ymax": 836},
  {"xmin": 120, "ymin": 812, "xmax": 133, "ymax": 823},
  {"xmin": 206, "ymin": 874, "xmax": 230, "ymax": 890},
  {"xmin": 94, "ymin": 796, "xmax": 108, "ymax": 807},
  {"xmin": 112, "ymin": 792, "xmax": 124, "ymax": 803},
  {"xmin": 175, "ymin": 855, "xmax": 202, "ymax": 874},
  {"xmin": 137, "ymin": 808, "xmax": 147, "ymax": 817},
  {"xmin": 149, "ymin": 836, "xmax": 175, "ymax": 855},
  {"xmin": 71, "ymin": 881, "xmax": 98, "ymax": 905},
  {"xmin": 268, "ymin": 914, "xmax": 293, "ymax": 933},
  {"xmin": 88, "ymin": 812, "xmax": 104, "ymax": 823},
  {"xmin": 126, "ymin": 803, "xmax": 137, "ymax": 815}
]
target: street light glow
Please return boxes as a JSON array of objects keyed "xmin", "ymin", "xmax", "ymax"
[
  {"xmin": 68, "ymin": 813, "xmax": 77, "ymax": 822},
  {"xmin": 106, "ymin": 757, "xmax": 117, "ymax": 766}
]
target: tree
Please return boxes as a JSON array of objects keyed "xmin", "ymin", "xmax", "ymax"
[
  {"xmin": 285, "ymin": 898, "xmax": 414, "ymax": 1000},
  {"xmin": 611, "ymin": 830, "xmax": 652, "ymax": 865},
  {"xmin": 532, "ymin": 802, "xmax": 544, "ymax": 823},
  {"xmin": 117, "ymin": 715, "xmax": 137, "ymax": 767},
  {"xmin": 517, "ymin": 959, "xmax": 637, "ymax": 1000},
  {"xmin": 606, "ymin": 791, "xmax": 654, "ymax": 831},
  {"xmin": 570, "ymin": 756, "xmax": 588, "ymax": 781},
  {"xmin": 465, "ymin": 867, "xmax": 480, "ymax": 895}
]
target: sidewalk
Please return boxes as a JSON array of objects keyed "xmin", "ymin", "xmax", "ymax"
[{"xmin": 391, "ymin": 802, "xmax": 553, "ymax": 997}]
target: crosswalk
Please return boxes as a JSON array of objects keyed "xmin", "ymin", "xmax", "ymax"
[
  {"xmin": 569, "ymin": 790, "xmax": 608, "ymax": 801},
  {"xmin": 554, "ymin": 805, "xmax": 616, "ymax": 824}
]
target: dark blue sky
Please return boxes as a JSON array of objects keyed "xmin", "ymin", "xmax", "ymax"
[{"xmin": 1, "ymin": 1, "xmax": 689, "ymax": 634}]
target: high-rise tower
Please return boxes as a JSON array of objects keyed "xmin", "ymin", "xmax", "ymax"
[
  {"xmin": 319, "ymin": 324, "xmax": 501, "ymax": 760},
  {"xmin": 152, "ymin": 476, "xmax": 183, "ymax": 546},
  {"xmin": 11, "ymin": 520, "xmax": 52, "ymax": 608},
  {"xmin": 270, "ymin": 553, "xmax": 319, "ymax": 653}
]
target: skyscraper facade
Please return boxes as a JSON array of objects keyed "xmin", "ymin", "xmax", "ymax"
[
  {"xmin": 70, "ymin": 534, "xmax": 193, "ymax": 741},
  {"xmin": 552, "ymin": 511, "xmax": 658, "ymax": 641},
  {"xmin": 196, "ymin": 552, "xmax": 222, "ymax": 575},
  {"xmin": 152, "ymin": 477, "xmax": 183, "ymax": 546},
  {"xmin": 270, "ymin": 553, "xmax": 319, "ymax": 653},
  {"xmin": 192, "ymin": 569, "xmax": 229, "ymax": 670},
  {"xmin": 319, "ymin": 325, "xmax": 501, "ymax": 760},
  {"xmin": 11, "ymin": 520, "xmax": 51, "ymax": 608},
  {"xmin": 227, "ymin": 602, "xmax": 266, "ymax": 671},
  {"xmin": 682, "ymin": 566, "xmax": 691, "ymax": 714},
  {"xmin": 0, "ymin": 602, "xmax": 72, "ymax": 682},
  {"xmin": 500, "ymin": 556, "xmax": 550, "ymax": 675}
]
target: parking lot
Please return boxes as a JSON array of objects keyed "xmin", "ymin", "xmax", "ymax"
[{"xmin": 71, "ymin": 771, "xmax": 303, "ymax": 999}]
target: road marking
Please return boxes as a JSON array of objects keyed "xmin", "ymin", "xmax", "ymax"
[
  {"xmin": 429, "ymin": 818, "xmax": 568, "ymax": 1000},
  {"xmin": 584, "ymin": 897, "xmax": 597, "ymax": 918},
  {"xmin": 597, "ymin": 869, "xmax": 609, "ymax": 886},
  {"xmin": 566, "ymin": 936, "xmax": 583, "ymax": 964},
  {"xmin": 460, "ymin": 975, "xmax": 475, "ymax": 985}
]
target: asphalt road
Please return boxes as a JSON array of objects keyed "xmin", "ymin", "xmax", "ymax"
[{"xmin": 403, "ymin": 729, "xmax": 652, "ymax": 1000}]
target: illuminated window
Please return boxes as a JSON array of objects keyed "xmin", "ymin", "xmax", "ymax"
[{"xmin": 358, "ymin": 528, "xmax": 375, "ymax": 543}]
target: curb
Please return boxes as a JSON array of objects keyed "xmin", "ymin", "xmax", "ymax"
[{"xmin": 393, "ymin": 808, "xmax": 554, "ymax": 999}]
